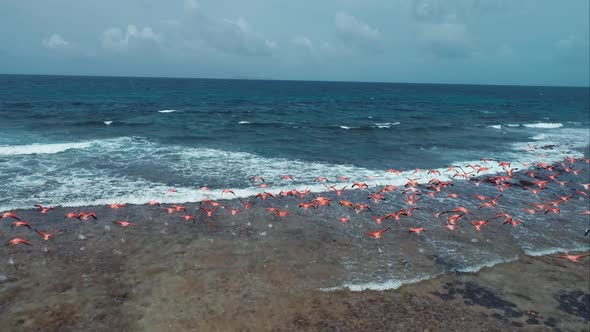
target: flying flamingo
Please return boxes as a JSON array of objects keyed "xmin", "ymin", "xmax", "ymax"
[
  {"xmin": 34, "ymin": 205, "xmax": 55, "ymax": 214},
  {"xmin": 225, "ymin": 207, "xmax": 243, "ymax": 215},
  {"xmin": 65, "ymin": 212, "xmax": 81, "ymax": 220},
  {"xmin": 113, "ymin": 217, "xmax": 136, "ymax": 227},
  {"xmin": 352, "ymin": 182, "xmax": 368, "ymax": 189},
  {"xmin": 367, "ymin": 227, "xmax": 391, "ymax": 239},
  {"xmin": 79, "ymin": 212, "xmax": 97, "ymax": 221},
  {"xmin": 181, "ymin": 215, "xmax": 195, "ymax": 222},
  {"xmin": 409, "ymin": 227, "xmax": 425, "ymax": 234},
  {"xmin": 5, "ymin": 238, "xmax": 32, "ymax": 246},
  {"xmin": 107, "ymin": 203, "xmax": 127, "ymax": 209},
  {"xmin": 35, "ymin": 229, "xmax": 55, "ymax": 241},
  {"xmin": 222, "ymin": 189, "xmax": 236, "ymax": 196},
  {"xmin": 1, "ymin": 212, "xmax": 20, "ymax": 220},
  {"xmin": 339, "ymin": 200, "xmax": 354, "ymax": 207},
  {"xmin": 471, "ymin": 220, "xmax": 489, "ymax": 231},
  {"xmin": 200, "ymin": 207, "xmax": 218, "ymax": 217},
  {"xmin": 12, "ymin": 221, "xmax": 32, "ymax": 230},
  {"xmin": 556, "ymin": 253, "xmax": 589, "ymax": 263}
]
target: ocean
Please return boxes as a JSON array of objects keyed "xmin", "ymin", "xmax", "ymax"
[
  {"xmin": 1, "ymin": 75, "xmax": 588, "ymax": 210},
  {"xmin": 0, "ymin": 75, "xmax": 589, "ymax": 292}
]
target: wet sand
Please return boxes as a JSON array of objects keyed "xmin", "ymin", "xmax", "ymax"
[{"xmin": 1, "ymin": 201, "xmax": 589, "ymax": 332}]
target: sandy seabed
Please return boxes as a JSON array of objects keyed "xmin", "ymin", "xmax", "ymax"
[{"xmin": 0, "ymin": 201, "xmax": 588, "ymax": 332}]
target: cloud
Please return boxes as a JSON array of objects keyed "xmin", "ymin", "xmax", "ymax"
[
  {"xmin": 410, "ymin": 0, "xmax": 512, "ymax": 23},
  {"xmin": 209, "ymin": 17, "xmax": 277, "ymax": 56},
  {"xmin": 174, "ymin": 6, "xmax": 278, "ymax": 57},
  {"xmin": 334, "ymin": 12, "xmax": 381, "ymax": 48},
  {"xmin": 291, "ymin": 35, "xmax": 314, "ymax": 53},
  {"xmin": 42, "ymin": 34, "xmax": 70, "ymax": 49},
  {"xmin": 100, "ymin": 25, "xmax": 161, "ymax": 52},
  {"xmin": 184, "ymin": 0, "xmax": 200, "ymax": 13},
  {"xmin": 419, "ymin": 23, "xmax": 471, "ymax": 58},
  {"xmin": 411, "ymin": 0, "xmax": 461, "ymax": 23},
  {"xmin": 554, "ymin": 35, "xmax": 590, "ymax": 63}
]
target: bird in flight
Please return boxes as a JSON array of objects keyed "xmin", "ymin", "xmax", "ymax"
[
  {"xmin": 113, "ymin": 217, "xmax": 136, "ymax": 227},
  {"xmin": 556, "ymin": 253, "xmax": 589, "ymax": 263},
  {"xmin": 1, "ymin": 212, "xmax": 20, "ymax": 220},
  {"xmin": 367, "ymin": 227, "xmax": 391, "ymax": 239},
  {"xmin": 5, "ymin": 238, "xmax": 32, "ymax": 246},
  {"xmin": 409, "ymin": 227, "xmax": 425, "ymax": 234},
  {"xmin": 34, "ymin": 204, "xmax": 55, "ymax": 214}
]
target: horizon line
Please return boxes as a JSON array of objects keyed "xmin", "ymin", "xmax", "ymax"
[{"xmin": 1, "ymin": 72, "xmax": 589, "ymax": 89}]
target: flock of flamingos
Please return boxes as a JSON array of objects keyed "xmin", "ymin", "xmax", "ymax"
[{"xmin": 2, "ymin": 152, "xmax": 590, "ymax": 264}]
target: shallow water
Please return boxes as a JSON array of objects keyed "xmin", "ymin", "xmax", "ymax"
[{"xmin": 1, "ymin": 75, "xmax": 589, "ymax": 211}]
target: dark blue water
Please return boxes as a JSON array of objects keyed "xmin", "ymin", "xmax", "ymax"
[{"xmin": 0, "ymin": 75, "xmax": 588, "ymax": 209}]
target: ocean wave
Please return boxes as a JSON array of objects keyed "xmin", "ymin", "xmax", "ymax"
[
  {"xmin": 523, "ymin": 122, "xmax": 563, "ymax": 129},
  {"xmin": 104, "ymin": 121, "xmax": 113, "ymax": 126},
  {"xmin": 452, "ymin": 256, "xmax": 518, "ymax": 273},
  {"xmin": 158, "ymin": 109, "xmax": 177, "ymax": 113},
  {"xmin": 320, "ymin": 274, "xmax": 436, "ymax": 292},
  {"xmin": 321, "ymin": 256, "xmax": 520, "ymax": 292},
  {"xmin": 522, "ymin": 245, "xmax": 590, "ymax": 257},
  {"xmin": 238, "ymin": 121, "xmax": 252, "ymax": 124},
  {"xmin": 487, "ymin": 125, "xmax": 502, "ymax": 129},
  {"xmin": 0, "ymin": 142, "xmax": 93, "ymax": 156},
  {"xmin": 0, "ymin": 124, "xmax": 587, "ymax": 211},
  {"xmin": 374, "ymin": 122, "xmax": 400, "ymax": 129}
]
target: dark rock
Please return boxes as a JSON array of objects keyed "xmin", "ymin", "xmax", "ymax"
[
  {"xmin": 543, "ymin": 317, "xmax": 559, "ymax": 327},
  {"xmin": 554, "ymin": 290, "xmax": 590, "ymax": 321}
]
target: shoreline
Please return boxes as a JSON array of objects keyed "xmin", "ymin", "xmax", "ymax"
[
  {"xmin": 1, "ymin": 140, "xmax": 588, "ymax": 212},
  {"xmin": 1, "ymin": 158, "xmax": 589, "ymax": 331}
]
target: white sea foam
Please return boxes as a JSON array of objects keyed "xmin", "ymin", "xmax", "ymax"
[
  {"xmin": 452, "ymin": 256, "xmax": 518, "ymax": 273},
  {"xmin": 339, "ymin": 126, "xmax": 352, "ymax": 130},
  {"xmin": 488, "ymin": 125, "xmax": 502, "ymax": 129},
  {"xmin": 506, "ymin": 124, "xmax": 520, "ymax": 127},
  {"xmin": 238, "ymin": 121, "xmax": 252, "ymax": 124},
  {"xmin": 320, "ymin": 274, "xmax": 436, "ymax": 292},
  {"xmin": 374, "ymin": 122, "xmax": 400, "ymax": 129},
  {"xmin": 104, "ymin": 121, "xmax": 113, "ymax": 126},
  {"xmin": 523, "ymin": 122, "xmax": 563, "ymax": 129},
  {"xmin": 523, "ymin": 245, "xmax": 590, "ymax": 257},
  {"xmin": 0, "ymin": 124, "xmax": 587, "ymax": 211},
  {"xmin": 158, "ymin": 109, "xmax": 177, "ymax": 113},
  {"xmin": 0, "ymin": 142, "xmax": 93, "ymax": 156},
  {"xmin": 320, "ymin": 256, "xmax": 521, "ymax": 292}
]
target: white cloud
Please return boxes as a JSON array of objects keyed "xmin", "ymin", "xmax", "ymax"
[
  {"xmin": 177, "ymin": 12, "xmax": 278, "ymax": 57},
  {"xmin": 555, "ymin": 35, "xmax": 588, "ymax": 51},
  {"xmin": 554, "ymin": 35, "xmax": 590, "ymax": 63},
  {"xmin": 184, "ymin": 0, "xmax": 200, "ymax": 13},
  {"xmin": 419, "ymin": 23, "xmax": 471, "ymax": 58},
  {"xmin": 412, "ymin": 0, "xmax": 459, "ymax": 23},
  {"xmin": 410, "ymin": 0, "xmax": 512, "ymax": 23},
  {"xmin": 291, "ymin": 35, "xmax": 314, "ymax": 53},
  {"xmin": 42, "ymin": 34, "xmax": 70, "ymax": 49},
  {"xmin": 334, "ymin": 12, "xmax": 381, "ymax": 47},
  {"xmin": 100, "ymin": 25, "xmax": 161, "ymax": 52}
]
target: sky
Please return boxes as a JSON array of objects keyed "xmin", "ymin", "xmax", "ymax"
[{"xmin": 0, "ymin": 0, "xmax": 589, "ymax": 86}]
